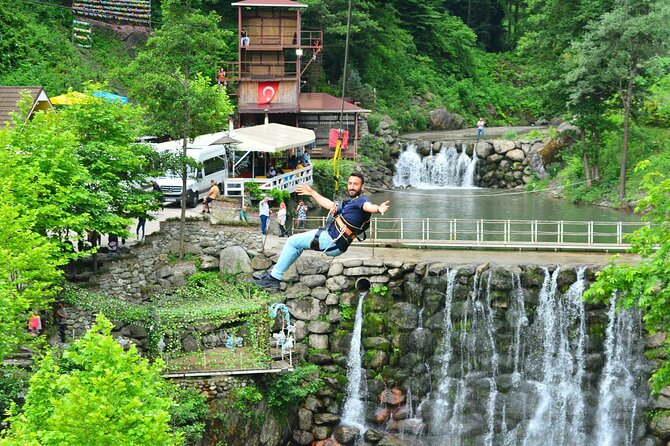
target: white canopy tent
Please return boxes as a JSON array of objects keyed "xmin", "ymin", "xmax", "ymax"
[{"xmin": 230, "ymin": 123, "xmax": 315, "ymax": 153}]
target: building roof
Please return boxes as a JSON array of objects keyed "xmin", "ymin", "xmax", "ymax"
[
  {"xmin": 239, "ymin": 102, "xmax": 300, "ymax": 114},
  {"xmin": 298, "ymin": 93, "xmax": 370, "ymax": 113},
  {"xmin": 231, "ymin": 0, "xmax": 307, "ymax": 7},
  {"xmin": 0, "ymin": 86, "xmax": 52, "ymax": 128},
  {"xmin": 231, "ymin": 123, "xmax": 315, "ymax": 153}
]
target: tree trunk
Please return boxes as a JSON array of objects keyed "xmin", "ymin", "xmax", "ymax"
[
  {"xmin": 581, "ymin": 128, "xmax": 592, "ymax": 188},
  {"xmin": 178, "ymin": 74, "xmax": 191, "ymax": 260},
  {"xmin": 618, "ymin": 62, "xmax": 637, "ymax": 202},
  {"xmin": 593, "ymin": 128, "xmax": 601, "ymax": 181}
]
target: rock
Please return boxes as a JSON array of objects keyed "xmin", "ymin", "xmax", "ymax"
[
  {"xmin": 326, "ymin": 275, "xmax": 349, "ymax": 292},
  {"xmin": 395, "ymin": 419, "xmax": 427, "ymax": 435},
  {"xmin": 408, "ymin": 328, "xmax": 434, "ymax": 355},
  {"xmin": 377, "ymin": 435, "xmax": 412, "ymax": 446},
  {"xmin": 284, "ymin": 282, "xmax": 312, "ymax": 300},
  {"xmin": 292, "ymin": 430, "xmax": 314, "ymax": 446},
  {"xmin": 296, "ymin": 253, "xmax": 331, "ymax": 275},
  {"xmin": 387, "ymin": 302, "xmax": 419, "ymax": 330},
  {"xmin": 506, "ymin": 148, "xmax": 525, "ymax": 162},
  {"xmin": 374, "ymin": 406, "xmax": 391, "ymax": 423},
  {"xmin": 313, "ymin": 438, "xmax": 339, "ymax": 446},
  {"xmin": 650, "ymin": 411, "xmax": 670, "ymax": 438},
  {"xmin": 380, "ymin": 387, "xmax": 405, "ymax": 405},
  {"xmin": 219, "ymin": 246, "xmax": 252, "ymax": 275},
  {"xmin": 365, "ymin": 350, "xmax": 388, "ymax": 369},
  {"xmin": 364, "ymin": 429, "xmax": 385, "ymax": 443},
  {"xmin": 314, "ymin": 412, "xmax": 341, "ymax": 425},
  {"xmin": 301, "ymin": 274, "xmax": 327, "ymax": 287},
  {"xmin": 200, "ymin": 255, "xmax": 219, "ymax": 271},
  {"xmin": 126, "ymin": 323, "xmax": 147, "ymax": 339},
  {"xmin": 344, "ymin": 266, "xmax": 386, "ymax": 276},
  {"xmin": 328, "ymin": 262, "xmax": 345, "ymax": 276},
  {"xmin": 309, "ymin": 334, "xmax": 329, "ymax": 349},
  {"xmin": 298, "ymin": 407, "xmax": 313, "ymax": 431},
  {"xmin": 287, "ymin": 297, "xmax": 326, "ymax": 320},
  {"xmin": 308, "ymin": 321, "xmax": 333, "ymax": 334},
  {"xmin": 475, "ymin": 140, "xmax": 494, "ymax": 158},
  {"xmin": 251, "ymin": 255, "xmax": 273, "ymax": 271},
  {"xmin": 181, "ymin": 334, "xmax": 198, "ymax": 352},
  {"xmin": 428, "ymin": 109, "xmax": 465, "ymax": 130},
  {"xmin": 334, "ymin": 424, "xmax": 361, "ymax": 445},
  {"xmin": 493, "ymin": 140, "xmax": 516, "ymax": 154},
  {"xmin": 529, "ymin": 153, "xmax": 548, "ymax": 179}
]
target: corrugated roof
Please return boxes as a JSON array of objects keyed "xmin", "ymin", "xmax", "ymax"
[
  {"xmin": 0, "ymin": 86, "xmax": 51, "ymax": 128},
  {"xmin": 231, "ymin": 0, "xmax": 307, "ymax": 7},
  {"xmin": 298, "ymin": 93, "xmax": 370, "ymax": 113}
]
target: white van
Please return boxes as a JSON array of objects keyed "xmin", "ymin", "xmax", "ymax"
[{"xmin": 153, "ymin": 140, "xmax": 229, "ymax": 207}]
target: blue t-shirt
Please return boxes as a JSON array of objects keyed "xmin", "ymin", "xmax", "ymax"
[{"xmin": 327, "ymin": 196, "xmax": 371, "ymax": 239}]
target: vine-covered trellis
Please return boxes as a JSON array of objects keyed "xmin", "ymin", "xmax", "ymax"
[{"xmin": 62, "ymin": 273, "xmax": 274, "ymax": 371}]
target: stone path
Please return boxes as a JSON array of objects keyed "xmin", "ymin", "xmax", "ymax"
[{"xmin": 400, "ymin": 125, "xmax": 548, "ymax": 141}]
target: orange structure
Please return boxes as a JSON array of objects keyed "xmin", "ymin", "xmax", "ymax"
[{"xmin": 223, "ymin": 0, "xmax": 368, "ymax": 159}]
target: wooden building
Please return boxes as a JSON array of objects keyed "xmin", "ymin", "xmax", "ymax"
[
  {"xmin": 223, "ymin": 0, "xmax": 369, "ymax": 159},
  {"xmin": 0, "ymin": 86, "xmax": 53, "ymax": 129}
]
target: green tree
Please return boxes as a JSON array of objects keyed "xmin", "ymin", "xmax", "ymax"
[
  {"xmin": 584, "ymin": 163, "xmax": 670, "ymax": 391},
  {"xmin": 563, "ymin": 0, "xmax": 670, "ymax": 201},
  {"xmin": 0, "ymin": 315, "xmax": 180, "ymax": 446},
  {"xmin": 124, "ymin": 0, "xmax": 234, "ymax": 258}
]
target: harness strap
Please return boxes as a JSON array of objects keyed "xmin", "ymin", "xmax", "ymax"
[{"xmin": 310, "ymin": 227, "xmax": 340, "ymax": 252}]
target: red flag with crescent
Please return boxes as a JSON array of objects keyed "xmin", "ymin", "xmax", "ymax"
[{"xmin": 258, "ymin": 82, "xmax": 279, "ymax": 104}]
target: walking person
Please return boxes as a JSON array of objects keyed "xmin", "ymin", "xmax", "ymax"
[
  {"xmin": 254, "ymin": 173, "xmax": 390, "ymax": 290},
  {"xmin": 277, "ymin": 202, "xmax": 288, "ymax": 237},
  {"xmin": 259, "ymin": 196, "xmax": 271, "ymax": 235},
  {"xmin": 136, "ymin": 216, "xmax": 147, "ymax": 241},
  {"xmin": 476, "ymin": 117, "xmax": 487, "ymax": 142},
  {"xmin": 296, "ymin": 200, "xmax": 307, "ymax": 229},
  {"xmin": 202, "ymin": 180, "xmax": 220, "ymax": 214},
  {"xmin": 240, "ymin": 205, "xmax": 249, "ymax": 223}
]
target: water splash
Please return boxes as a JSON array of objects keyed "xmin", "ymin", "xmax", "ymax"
[{"xmin": 341, "ymin": 292, "xmax": 368, "ymax": 431}]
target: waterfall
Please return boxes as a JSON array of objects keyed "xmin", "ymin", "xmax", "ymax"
[
  {"xmin": 522, "ymin": 267, "xmax": 587, "ymax": 446},
  {"xmin": 393, "ymin": 144, "xmax": 478, "ymax": 188},
  {"xmin": 594, "ymin": 296, "xmax": 643, "ymax": 446},
  {"xmin": 341, "ymin": 292, "xmax": 368, "ymax": 431}
]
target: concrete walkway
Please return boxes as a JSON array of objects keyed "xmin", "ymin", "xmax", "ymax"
[{"xmin": 400, "ymin": 125, "xmax": 548, "ymax": 142}]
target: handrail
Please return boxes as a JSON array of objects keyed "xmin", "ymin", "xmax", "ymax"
[
  {"xmin": 290, "ymin": 217, "xmax": 647, "ymax": 252},
  {"xmin": 224, "ymin": 166, "xmax": 313, "ymax": 197}
]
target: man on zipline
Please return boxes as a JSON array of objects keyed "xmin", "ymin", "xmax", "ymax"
[{"xmin": 254, "ymin": 172, "xmax": 390, "ymax": 290}]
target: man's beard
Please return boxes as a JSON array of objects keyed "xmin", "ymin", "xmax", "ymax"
[{"xmin": 348, "ymin": 189, "xmax": 361, "ymax": 198}]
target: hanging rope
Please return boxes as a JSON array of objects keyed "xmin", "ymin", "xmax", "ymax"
[{"xmin": 333, "ymin": 0, "xmax": 354, "ymax": 196}]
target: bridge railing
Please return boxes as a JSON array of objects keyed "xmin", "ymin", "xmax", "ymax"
[{"xmin": 292, "ymin": 217, "xmax": 647, "ymax": 251}]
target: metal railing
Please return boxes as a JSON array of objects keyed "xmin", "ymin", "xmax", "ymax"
[
  {"xmin": 291, "ymin": 217, "xmax": 647, "ymax": 251},
  {"xmin": 225, "ymin": 165, "xmax": 313, "ymax": 197}
]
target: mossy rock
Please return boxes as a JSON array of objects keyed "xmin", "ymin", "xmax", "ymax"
[
  {"xmin": 365, "ymin": 292, "xmax": 395, "ymax": 312},
  {"xmin": 362, "ymin": 312, "xmax": 387, "ymax": 337}
]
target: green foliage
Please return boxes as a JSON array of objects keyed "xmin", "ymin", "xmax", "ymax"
[
  {"xmin": 310, "ymin": 159, "xmax": 354, "ymax": 200},
  {"xmin": 0, "ymin": 367, "xmax": 30, "ymax": 424},
  {"xmin": 339, "ymin": 302, "xmax": 353, "ymax": 320},
  {"xmin": 263, "ymin": 364, "xmax": 324, "ymax": 411},
  {"xmin": 1, "ymin": 315, "xmax": 180, "ymax": 446},
  {"xmin": 370, "ymin": 285, "xmax": 388, "ymax": 296},
  {"xmin": 245, "ymin": 181, "xmax": 263, "ymax": 200},
  {"xmin": 231, "ymin": 385, "xmax": 263, "ymax": 418},
  {"xmin": 502, "ymin": 130, "xmax": 518, "ymax": 140},
  {"xmin": 268, "ymin": 188, "xmax": 291, "ymax": 205},
  {"xmin": 583, "ymin": 164, "xmax": 670, "ymax": 392},
  {"xmin": 166, "ymin": 385, "xmax": 209, "ymax": 444}
]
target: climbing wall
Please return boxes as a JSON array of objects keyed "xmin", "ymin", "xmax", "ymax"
[{"xmin": 72, "ymin": 0, "xmax": 151, "ymax": 26}]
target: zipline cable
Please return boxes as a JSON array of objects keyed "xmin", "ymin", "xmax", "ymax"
[{"xmin": 332, "ymin": 0, "xmax": 354, "ymax": 196}]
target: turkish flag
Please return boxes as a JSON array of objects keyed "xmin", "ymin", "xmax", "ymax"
[{"xmin": 258, "ymin": 82, "xmax": 279, "ymax": 104}]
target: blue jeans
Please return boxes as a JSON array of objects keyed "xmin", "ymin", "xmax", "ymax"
[
  {"xmin": 477, "ymin": 128, "xmax": 486, "ymax": 140},
  {"xmin": 271, "ymin": 229, "xmax": 342, "ymax": 280},
  {"xmin": 260, "ymin": 215, "xmax": 268, "ymax": 234}
]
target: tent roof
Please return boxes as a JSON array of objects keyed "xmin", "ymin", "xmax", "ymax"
[
  {"xmin": 0, "ymin": 86, "xmax": 52, "ymax": 128},
  {"xmin": 153, "ymin": 130, "xmax": 237, "ymax": 152},
  {"xmin": 298, "ymin": 93, "xmax": 370, "ymax": 113},
  {"xmin": 230, "ymin": 123, "xmax": 315, "ymax": 153}
]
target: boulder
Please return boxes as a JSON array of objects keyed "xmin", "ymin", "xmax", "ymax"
[
  {"xmin": 493, "ymin": 140, "xmax": 516, "ymax": 154},
  {"xmin": 296, "ymin": 253, "xmax": 332, "ymax": 275},
  {"xmin": 506, "ymin": 148, "xmax": 525, "ymax": 162},
  {"xmin": 292, "ymin": 430, "xmax": 314, "ymax": 446},
  {"xmin": 428, "ymin": 109, "xmax": 465, "ymax": 130},
  {"xmin": 475, "ymin": 140, "xmax": 494, "ymax": 159},
  {"xmin": 334, "ymin": 424, "xmax": 361, "ymax": 445},
  {"xmin": 387, "ymin": 302, "xmax": 419, "ymax": 330},
  {"xmin": 219, "ymin": 246, "xmax": 252, "ymax": 275},
  {"xmin": 200, "ymin": 255, "xmax": 219, "ymax": 271},
  {"xmin": 298, "ymin": 407, "xmax": 313, "ymax": 431},
  {"xmin": 287, "ymin": 297, "xmax": 326, "ymax": 320}
]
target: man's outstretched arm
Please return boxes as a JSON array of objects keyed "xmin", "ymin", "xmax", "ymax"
[
  {"xmin": 363, "ymin": 200, "xmax": 390, "ymax": 216},
  {"xmin": 296, "ymin": 184, "xmax": 335, "ymax": 211}
]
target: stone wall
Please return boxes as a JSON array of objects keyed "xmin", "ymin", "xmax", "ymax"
[{"xmin": 86, "ymin": 218, "xmax": 262, "ymax": 302}]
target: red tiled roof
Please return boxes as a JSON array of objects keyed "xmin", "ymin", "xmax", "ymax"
[
  {"xmin": 231, "ymin": 0, "xmax": 307, "ymax": 7},
  {"xmin": 0, "ymin": 86, "xmax": 51, "ymax": 128},
  {"xmin": 298, "ymin": 93, "xmax": 370, "ymax": 113}
]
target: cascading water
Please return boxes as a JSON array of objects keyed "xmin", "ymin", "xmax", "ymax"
[
  {"xmin": 415, "ymin": 267, "xmax": 648, "ymax": 446},
  {"xmin": 594, "ymin": 296, "xmax": 644, "ymax": 446},
  {"xmin": 341, "ymin": 291, "xmax": 368, "ymax": 431},
  {"xmin": 393, "ymin": 143, "xmax": 478, "ymax": 188}
]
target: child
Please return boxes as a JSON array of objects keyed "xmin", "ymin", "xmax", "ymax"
[{"xmin": 29, "ymin": 311, "xmax": 41, "ymax": 336}]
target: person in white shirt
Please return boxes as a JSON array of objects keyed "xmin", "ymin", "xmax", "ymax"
[
  {"xmin": 259, "ymin": 196, "xmax": 271, "ymax": 235},
  {"xmin": 277, "ymin": 202, "xmax": 288, "ymax": 237}
]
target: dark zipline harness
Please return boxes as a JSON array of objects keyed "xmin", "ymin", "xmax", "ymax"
[{"xmin": 310, "ymin": 200, "xmax": 370, "ymax": 253}]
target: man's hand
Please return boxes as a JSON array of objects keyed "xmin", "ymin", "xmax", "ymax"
[
  {"xmin": 296, "ymin": 184, "xmax": 314, "ymax": 196},
  {"xmin": 378, "ymin": 200, "xmax": 390, "ymax": 215}
]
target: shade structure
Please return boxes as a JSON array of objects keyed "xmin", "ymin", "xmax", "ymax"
[
  {"xmin": 92, "ymin": 91, "xmax": 129, "ymax": 103},
  {"xmin": 50, "ymin": 91, "xmax": 93, "ymax": 105},
  {"xmin": 230, "ymin": 123, "xmax": 315, "ymax": 153}
]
